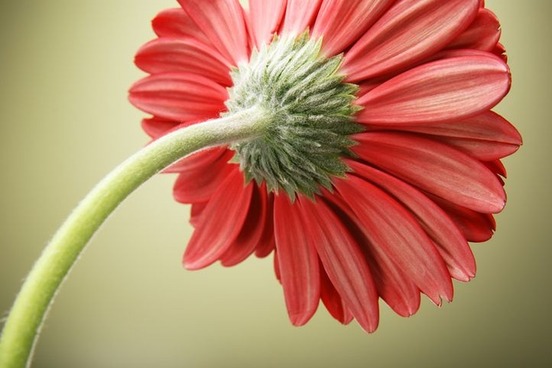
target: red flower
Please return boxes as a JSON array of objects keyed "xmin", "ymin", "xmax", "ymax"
[{"xmin": 129, "ymin": 0, "xmax": 521, "ymax": 332}]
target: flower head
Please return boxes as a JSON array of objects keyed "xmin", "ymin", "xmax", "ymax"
[{"xmin": 129, "ymin": 0, "xmax": 521, "ymax": 332}]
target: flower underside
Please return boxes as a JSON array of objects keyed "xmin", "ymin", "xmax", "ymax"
[{"xmin": 226, "ymin": 34, "xmax": 363, "ymax": 200}]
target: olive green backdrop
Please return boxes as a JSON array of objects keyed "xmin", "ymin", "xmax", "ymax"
[{"xmin": 1, "ymin": 1, "xmax": 550, "ymax": 367}]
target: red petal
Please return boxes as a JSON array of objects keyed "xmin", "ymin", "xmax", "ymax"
[
  {"xmin": 347, "ymin": 160, "xmax": 475, "ymax": 281},
  {"xmin": 392, "ymin": 111, "xmax": 522, "ymax": 161},
  {"xmin": 151, "ymin": 8, "xmax": 212, "ymax": 46},
  {"xmin": 324, "ymin": 190, "xmax": 421, "ymax": 317},
  {"xmin": 299, "ymin": 198, "xmax": 380, "ymax": 332},
  {"xmin": 356, "ymin": 51, "xmax": 510, "ymax": 125},
  {"xmin": 128, "ymin": 72, "xmax": 227, "ymax": 122},
  {"xmin": 430, "ymin": 195, "xmax": 496, "ymax": 242},
  {"xmin": 166, "ymin": 146, "xmax": 230, "ymax": 174},
  {"xmin": 178, "ymin": 0, "xmax": 249, "ymax": 65},
  {"xmin": 280, "ymin": 0, "xmax": 323, "ymax": 34},
  {"xmin": 189, "ymin": 201, "xmax": 208, "ymax": 228},
  {"xmin": 448, "ymin": 8, "xmax": 501, "ymax": 52},
  {"xmin": 485, "ymin": 159, "xmax": 507, "ymax": 178},
  {"xmin": 334, "ymin": 176, "xmax": 453, "ymax": 306},
  {"xmin": 493, "ymin": 42, "xmax": 507, "ymax": 61},
  {"xmin": 273, "ymin": 195, "xmax": 320, "ymax": 326},
  {"xmin": 320, "ymin": 266, "xmax": 353, "ymax": 325},
  {"xmin": 134, "ymin": 38, "xmax": 232, "ymax": 86},
  {"xmin": 247, "ymin": 0, "xmax": 287, "ymax": 48},
  {"xmin": 183, "ymin": 169, "xmax": 252, "ymax": 269},
  {"xmin": 173, "ymin": 150, "xmax": 234, "ymax": 203},
  {"xmin": 273, "ymin": 251, "xmax": 281, "ymax": 282},
  {"xmin": 141, "ymin": 117, "xmax": 180, "ymax": 139},
  {"xmin": 312, "ymin": 0, "xmax": 394, "ymax": 56},
  {"xmin": 255, "ymin": 188, "xmax": 276, "ymax": 258},
  {"xmin": 354, "ymin": 132, "xmax": 506, "ymax": 213},
  {"xmin": 344, "ymin": 0, "xmax": 479, "ymax": 81},
  {"xmin": 220, "ymin": 185, "xmax": 268, "ymax": 266}
]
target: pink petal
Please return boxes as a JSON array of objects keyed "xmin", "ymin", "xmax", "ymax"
[
  {"xmin": 183, "ymin": 169, "xmax": 252, "ymax": 270},
  {"xmin": 220, "ymin": 185, "xmax": 268, "ymax": 266},
  {"xmin": 273, "ymin": 195, "xmax": 320, "ymax": 326},
  {"xmin": 173, "ymin": 150, "xmax": 234, "ymax": 203},
  {"xmin": 356, "ymin": 51, "xmax": 510, "ymax": 125},
  {"xmin": 334, "ymin": 176, "xmax": 453, "ymax": 306},
  {"xmin": 323, "ymin": 191, "xmax": 421, "ymax": 317},
  {"xmin": 299, "ymin": 198, "xmax": 380, "ymax": 332},
  {"xmin": 344, "ymin": 0, "xmax": 479, "ymax": 81},
  {"xmin": 151, "ymin": 8, "xmax": 212, "ymax": 46},
  {"xmin": 347, "ymin": 160, "xmax": 475, "ymax": 281},
  {"xmin": 247, "ymin": 0, "xmax": 287, "ymax": 48},
  {"xmin": 392, "ymin": 111, "xmax": 522, "ymax": 161},
  {"xmin": 128, "ymin": 72, "xmax": 228, "ymax": 122},
  {"xmin": 354, "ymin": 132, "xmax": 506, "ymax": 213},
  {"xmin": 280, "ymin": 0, "xmax": 323, "ymax": 34},
  {"xmin": 448, "ymin": 8, "xmax": 501, "ymax": 52},
  {"xmin": 177, "ymin": 0, "xmax": 249, "ymax": 65},
  {"xmin": 312, "ymin": 0, "xmax": 394, "ymax": 56},
  {"xmin": 134, "ymin": 38, "xmax": 232, "ymax": 86}
]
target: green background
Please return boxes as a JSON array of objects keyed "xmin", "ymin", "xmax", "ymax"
[{"xmin": 1, "ymin": 1, "xmax": 550, "ymax": 367}]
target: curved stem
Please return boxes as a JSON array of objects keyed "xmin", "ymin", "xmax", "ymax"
[{"xmin": 0, "ymin": 106, "xmax": 269, "ymax": 368}]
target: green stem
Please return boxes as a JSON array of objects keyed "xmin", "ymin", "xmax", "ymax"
[{"xmin": 0, "ymin": 106, "xmax": 269, "ymax": 368}]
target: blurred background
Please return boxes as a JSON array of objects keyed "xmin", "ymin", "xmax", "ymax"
[{"xmin": 0, "ymin": 1, "xmax": 550, "ymax": 367}]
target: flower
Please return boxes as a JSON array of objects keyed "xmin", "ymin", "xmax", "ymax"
[{"xmin": 129, "ymin": 0, "xmax": 521, "ymax": 332}]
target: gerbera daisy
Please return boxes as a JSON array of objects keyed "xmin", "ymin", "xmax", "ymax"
[{"xmin": 129, "ymin": 0, "xmax": 521, "ymax": 332}]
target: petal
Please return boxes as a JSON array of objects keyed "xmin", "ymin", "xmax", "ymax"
[
  {"xmin": 437, "ymin": 137, "xmax": 519, "ymax": 161},
  {"xmin": 493, "ymin": 42, "xmax": 507, "ymax": 61},
  {"xmin": 334, "ymin": 176, "xmax": 453, "ymax": 305},
  {"xmin": 323, "ymin": 191, "xmax": 421, "ymax": 317},
  {"xmin": 255, "ymin": 189, "xmax": 276, "ymax": 258},
  {"xmin": 273, "ymin": 250, "xmax": 282, "ymax": 282},
  {"xmin": 354, "ymin": 132, "xmax": 506, "ymax": 213},
  {"xmin": 247, "ymin": 0, "xmax": 287, "ymax": 48},
  {"xmin": 178, "ymin": 0, "xmax": 249, "ymax": 65},
  {"xmin": 485, "ymin": 159, "xmax": 508, "ymax": 178},
  {"xmin": 280, "ymin": 0, "xmax": 323, "ymax": 34},
  {"xmin": 189, "ymin": 201, "xmax": 208, "ymax": 228},
  {"xmin": 299, "ymin": 197, "xmax": 379, "ymax": 332},
  {"xmin": 320, "ymin": 266, "xmax": 354, "ymax": 325},
  {"xmin": 430, "ymin": 195, "xmax": 496, "ymax": 242},
  {"xmin": 312, "ymin": 0, "xmax": 395, "ymax": 56},
  {"xmin": 356, "ymin": 51, "xmax": 510, "ymax": 125},
  {"xmin": 392, "ymin": 111, "xmax": 522, "ymax": 161},
  {"xmin": 134, "ymin": 38, "xmax": 232, "ymax": 86},
  {"xmin": 273, "ymin": 195, "xmax": 320, "ymax": 326},
  {"xmin": 347, "ymin": 160, "xmax": 475, "ymax": 281},
  {"xmin": 343, "ymin": 0, "xmax": 479, "ymax": 81},
  {"xmin": 141, "ymin": 117, "xmax": 180, "ymax": 139},
  {"xmin": 448, "ymin": 8, "xmax": 501, "ymax": 52},
  {"xmin": 183, "ymin": 168, "xmax": 252, "ymax": 270},
  {"xmin": 151, "ymin": 8, "xmax": 212, "ymax": 46},
  {"xmin": 172, "ymin": 150, "xmax": 234, "ymax": 203},
  {"xmin": 166, "ymin": 146, "xmax": 230, "ymax": 174},
  {"xmin": 128, "ymin": 72, "xmax": 228, "ymax": 122},
  {"xmin": 220, "ymin": 184, "xmax": 268, "ymax": 266}
]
